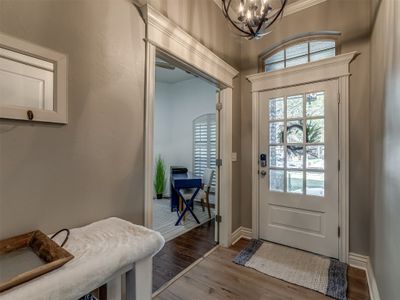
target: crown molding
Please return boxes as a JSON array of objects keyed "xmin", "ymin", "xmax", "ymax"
[
  {"xmin": 141, "ymin": 4, "xmax": 238, "ymax": 88},
  {"xmin": 247, "ymin": 51, "xmax": 359, "ymax": 92},
  {"xmin": 283, "ymin": 0, "xmax": 327, "ymax": 17}
]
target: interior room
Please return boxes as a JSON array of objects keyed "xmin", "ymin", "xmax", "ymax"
[
  {"xmin": 0, "ymin": 0, "xmax": 398, "ymax": 300},
  {"xmin": 153, "ymin": 57, "xmax": 217, "ymax": 241}
]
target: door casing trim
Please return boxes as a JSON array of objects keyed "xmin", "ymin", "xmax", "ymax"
[
  {"xmin": 141, "ymin": 4, "xmax": 239, "ymax": 247},
  {"xmin": 248, "ymin": 52, "xmax": 359, "ymax": 262}
]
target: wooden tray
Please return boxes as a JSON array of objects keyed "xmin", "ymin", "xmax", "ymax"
[{"xmin": 0, "ymin": 230, "xmax": 74, "ymax": 292}]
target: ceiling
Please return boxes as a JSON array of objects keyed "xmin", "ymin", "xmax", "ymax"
[
  {"xmin": 213, "ymin": 0, "xmax": 323, "ymax": 17},
  {"xmin": 155, "ymin": 58, "xmax": 196, "ymax": 84}
]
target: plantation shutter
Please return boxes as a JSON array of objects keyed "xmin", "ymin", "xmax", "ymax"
[{"xmin": 193, "ymin": 113, "xmax": 216, "ymax": 189}]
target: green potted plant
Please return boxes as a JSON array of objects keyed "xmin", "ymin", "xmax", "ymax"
[{"xmin": 154, "ymin": 155, "xmax": 166, "ymax": 199}]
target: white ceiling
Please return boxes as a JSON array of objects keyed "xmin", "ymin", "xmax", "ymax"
[{"xmin": 155, "ymin": 60, "xmax": 196, "ymax": 84}]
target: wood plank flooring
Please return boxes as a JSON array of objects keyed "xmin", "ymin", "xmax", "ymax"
[
  {"xmin": 155, "ymin": 239, "xmax": 370, "ymax": 300},
  {"xmin": 153, "ymin": 219, "xmax": 217, "ymax": 292}
]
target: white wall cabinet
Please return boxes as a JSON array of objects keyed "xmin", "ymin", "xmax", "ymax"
[{"xmin": 0, "ymin": 33, "xmax": 67, "ymax": 123}]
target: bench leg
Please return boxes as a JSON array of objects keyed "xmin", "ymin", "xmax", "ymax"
[
  {"xmin": 126, "ymin": 257, "xmax": 152, "ymax": 300},
  {"xmin": 107, "ymin": 275, "xmax": 122, "ymax": 300}
]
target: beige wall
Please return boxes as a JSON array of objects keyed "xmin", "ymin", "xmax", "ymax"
[
  {"xmin": 0, "ymin": 0, "xmax": 243, "ymax": 239},
  {"xmin": 0, "ymin": 0, "xmax": 146, "ymax": 239},
  {"xmin": 147, "ymin": 0, "xmax": 242, "ymax": 70},
  {"xmin": 369, "ymin": 0, "xmax": 400, "ymax": 299},
  {"xmin": 239, "ymin": 0, "xmax": 372, "ymax": 254},
  {"xmin": 0, "ymin": 0, "xmax": 379, "ymax": 259}
]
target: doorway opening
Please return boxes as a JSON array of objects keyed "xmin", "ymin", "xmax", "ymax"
[
  {"xmin": 152, "ymin": 54, "xmax": 220, "ymax": 292},
  {"xmin": 152, "ymin": 55, "xmax": 219, "ymax": 242}
]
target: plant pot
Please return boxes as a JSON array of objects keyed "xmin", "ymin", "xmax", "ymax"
[{"xmin": 156, "ymin": 194, "xmax": 163, "ymax": 199}]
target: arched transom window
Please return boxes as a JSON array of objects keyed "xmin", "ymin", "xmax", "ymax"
[{"xmin": 263, "ymin": 39, "xmax": 337, "ymax": 72}]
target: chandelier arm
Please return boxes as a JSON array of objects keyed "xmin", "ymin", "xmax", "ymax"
[
  {"xmin": 221, "ymin": 0, "xmax": 231, "ymax": 18},
  {"xmin": 263, "ymin": 0, "xmax": 287, "ymax": 30},
  {"xmin": 247, "ymin": 21, "xmax": 257, "ymax": 37},
  {"xmin": 221, "ymin": 0, "xmax": 252, "ymax": 36},
  {"xmin": 253, "ymin": 4, "xmax": 271, "ymax": 35},
  {"xmin": 254, "ymin": 16, "xmax": 266, "ymax": 36}
]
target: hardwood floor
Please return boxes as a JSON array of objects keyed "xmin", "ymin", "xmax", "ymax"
[
  {"xmin": 152, "ymin": 219, "xmax": 217, "ymax": 292},
  {"xmin": 154, "ymin": 239, "xmax": 370, "ymax": 300}
]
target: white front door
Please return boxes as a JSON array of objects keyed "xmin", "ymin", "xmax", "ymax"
[{"xmin": 259, "ymin": 80, "xmax": 339, "ymax": 258}]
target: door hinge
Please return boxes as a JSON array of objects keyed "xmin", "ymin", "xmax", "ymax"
[
  {"xmin": 216, "ymin": 102, "xmax": 223, "ymax": 111},
  {"xmin": 338, "ymin": 92, "xmax": 341, "ymax": 104},
  {"xmin": 216, "ymin": 158, "xmax": 222, "ymax": 167},
  {"xmin": 216, "ymin": 215, "xmax": 222, "ymax": 223},
  {"xmin": 338, "ymin": 160, "xmax": 341, "ymax": 171},
  {"xmin": 338, "ymin": 226, "xmax": 341, "ymax": 237}
]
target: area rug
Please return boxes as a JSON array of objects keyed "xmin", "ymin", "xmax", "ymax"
[
  {"xmin": 233, "ymin": 239, "xmax": 348, "ymax": 300},
  {"xmin": 152, "ymin": 199, "xmax": 215, "ymax": 242}
]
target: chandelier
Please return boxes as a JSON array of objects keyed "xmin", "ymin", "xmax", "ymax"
[{"xmin": 221, "ymin": 0, "xmax": 287, "ymax": 39}]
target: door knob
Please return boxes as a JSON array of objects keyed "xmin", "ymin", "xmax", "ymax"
[{"xmin": 260, "ymin": 170, "xmax": 267, "ymax": 177}]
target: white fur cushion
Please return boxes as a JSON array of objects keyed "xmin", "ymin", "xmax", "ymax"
[{"xmin": 0, "ymin": 217, "xmax": 165, "ymax": 300}]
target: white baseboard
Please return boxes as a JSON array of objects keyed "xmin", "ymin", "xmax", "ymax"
[
  {"xmin": 231, "ymin": 226, "xmax": 252, "ymax": 245},
  {"xmin": 349, "ymin": 252, "xmax": 381, "ymax": 300}
]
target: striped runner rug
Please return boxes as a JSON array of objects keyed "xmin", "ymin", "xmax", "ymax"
[{"xmin": 234, "ymin": 239, "xmax": 348, "ymax": 300}]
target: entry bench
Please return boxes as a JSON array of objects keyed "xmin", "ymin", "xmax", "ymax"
[{"xmin": 0, "ymin": 218, "xmax": 165, "ymax": 300}]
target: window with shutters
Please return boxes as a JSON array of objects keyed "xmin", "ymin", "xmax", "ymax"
[{"xmin": 193, "ymin": 113, "xmax": 217, "ymax": 189}]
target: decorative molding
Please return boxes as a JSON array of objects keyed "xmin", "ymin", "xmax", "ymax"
[
  {"xmin": 219, "ymin": 88, "xmax": 233, "ymax": 247},
  {"xmin": 143, "ymin": 43, "xmax": 156, "ymax": 229},
  {"xmin": 231, "ymin": 226, "xmax": 252, "ymax": 245},
  {"xmin": 338, "ymin": 74, "xmax": 350, "ymax": 263},
  {"xmin": 349, "ymin": 253, "xmax": 381, "ymax": 300},
  {"xmin": 247, "ymin": 52, "xmax": 360, "ymax": 92},
  {"xmin": 348, "ymin": 252, "xmax": 368, "ymax": 269},
  {"xmin": 141, "ymin": 4, "xmax": 236, "ymax": 248},
  {"xmin": 141, "ymin": 4, "xmax": 238, "ymax": 88},
  {"xmin": 283, "ymin": 0, "xmax": 327, "ymax": 17},
  {"xmin": 251, "ymin": 92, "xmax": 260, "ymax": 240}
]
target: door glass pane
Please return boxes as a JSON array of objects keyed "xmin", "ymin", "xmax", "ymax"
[
  {"xmin": 306, "ymin": 172, "xmax": 324, "ymax": 197},
  {"xmin": 287, "ymin": 120, "xmax": 303, "ymax": 143},
  {"xmin": 269, "ymin": 122, "xmax": 284, "ymax": 144},
  {"xmin": 287, "ymin": 95, "xmax": 303, "ymax": 119},
  {"xmin": 270, "ymin": 170, "xmax": 284, "ymax": 192},
  {"xmin": 306, "ymin": 92, "xmax": 324, "ymax": 116},
  {"xmin": 306, "ymin": 145, "xmax": 324, "ymax": 169},
  {"xmin": 269, "ymin": 146, "xmax": 285, "ymax": 168},
  {"xmin": 287, "ymin": 171, "xmax": 303, "ymax": 194},
  {"xmin": 287, "ymin": 146, "xmax": 304, "ymax": 169},
  {"xmin": 269, "ymin": 98, "xmax": 284, "ymax": 120},
  {"xmin": 306, "ymin": 119, "xmax": 324, "ymax": 143}
]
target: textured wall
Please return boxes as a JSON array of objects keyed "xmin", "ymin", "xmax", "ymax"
[
  {"xmin": 239, "ymin": 0, "xmax": 372, "ymax": 254},
  {"xmin": 369, "ymin": 0, "xmax": 400, "ymax": 299},
  {"xmin": 0, "ymin": 0, "xmax": 146, "ymax": 239},
  {"xmin": 0, "ymin": 0, "xmax": 242, "ymax": 238}
]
